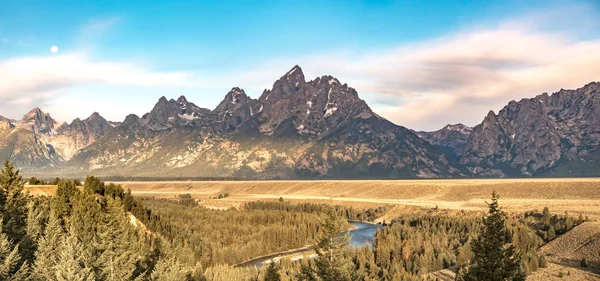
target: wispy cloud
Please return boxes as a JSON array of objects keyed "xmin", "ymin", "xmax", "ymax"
[
  {"xmin": 0, "ymin": 53, "xmax": 193, "ymax": 119},
  {"xmin": 75, "ymin": 16, "xmax": 121, "ymax": 49}
]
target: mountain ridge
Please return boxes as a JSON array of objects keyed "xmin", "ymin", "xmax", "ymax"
[{"xmin": 1, "ymin": 66, "xmax": 599, "ymax": 179}]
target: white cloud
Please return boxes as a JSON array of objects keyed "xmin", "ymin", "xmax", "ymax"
[
  {"xmin": 0, "ymin": 53, "xmax": 193, "ymax": 119},
  {"xmin": 75, "ymin": 17, "xmax": 120, "ymax": 48}
]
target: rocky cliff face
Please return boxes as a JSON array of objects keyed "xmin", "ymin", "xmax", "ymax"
[
  {"xmin": 49, "ymin": 112, "xmax": 114, "ymax": 160},
  {"xmin": 0, "ymin": 109, "xmax": 114, "ymax": 166},
  {"xmin": 17, "ymin": 108, "xmax": 58, "ymax": 135},
  {"xmin": 458, "ymin": 82, "xmax": 600, "ymax": 176},
  {"xmin": 214, "ymin": 87, "xmax": 262, "ymax": 131}
]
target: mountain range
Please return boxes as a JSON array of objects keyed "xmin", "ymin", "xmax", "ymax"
[{"xmin": 2, "ymin": 66, "xmax": 599, "ymax": 179}]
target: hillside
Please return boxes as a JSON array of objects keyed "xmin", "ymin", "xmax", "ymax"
[{"xmin": 541, "ymin": 222, "xmax": 600, "ymax": 268}]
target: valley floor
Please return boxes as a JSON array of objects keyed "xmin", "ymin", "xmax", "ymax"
[{"xmin": 109, "ymin": 178, "xmax": 600, "ymax": 220}]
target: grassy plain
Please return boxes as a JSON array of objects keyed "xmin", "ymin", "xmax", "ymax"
[{"xmin": 107, "ymin": 178, "xmax": 600, "ymax": 219}]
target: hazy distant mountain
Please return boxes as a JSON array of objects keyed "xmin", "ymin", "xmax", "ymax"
[
  {"xmin": 1, "ymin": 66, "xmax": 599, "ymax": 179},
  {"xmin": 415, "ymin": 124, "xmax": 472, "ymax": 157},
  {"xmin": 0, "ymin": 109, "xmax": 60, "ymax": 168},
  {"xmin": 50, "ymin": 112, "xmax": 113, "ymax": 160}
]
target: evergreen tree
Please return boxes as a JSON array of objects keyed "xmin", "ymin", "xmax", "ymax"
[
  {"xmin": 0, "ymin": 160, "xmax": 29, "ymax": 247},
  {"xmin": 97, "ymin": 198, "xmax": 138, "ymax": 281},
  {"xmin": 458, "ymin": 192, "xmax": 525, "ymax": 281},
  {"xmin": 32, "ymin": 211, "xmax": 64, "ymax": 281},
  {"xmin": 546, "ymin": 225, "xmax": 556, "ymax": 241},
  {"xmin": 263, "ymin": 261, "xmax": 281, "ymax": 281},
  {"xmin": 314, "ymin": 206, "xmax": 351, "ymax": 281},
  {"xmin": 295, "ymin": 262, "xmax": 317, "ymax": 281},
  {"xmin": 150, "ymin": 254, "xmax": 192, "ymax": 281},
  {"xmin": 54, "ymin": 234, "xmax": 95, "ymax": 281},
  {"xmin": 0, "ymin": 218, "xmax": 30, "ymax": 280},
  {"xmin": 538, "ymin": 256, "xmax": 548, "ymax": 268}
]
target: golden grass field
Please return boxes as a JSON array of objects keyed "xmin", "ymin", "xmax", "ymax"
[
  {"xmin": 27, "ymin": 178, "xmax": 600, "ymax": 218},
  {"xmin": 106, "ymin": 178, "xmax": 600, "ymax": 219}
]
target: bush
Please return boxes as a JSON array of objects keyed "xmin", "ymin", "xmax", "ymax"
[
  {"xmin": 539, "ymin": 256, "xmax": 548, "ymax": 268},
  {"xmin": 581, "ymin": 258, "xmax": 589, "ymax": 268},
  {"xmin": 179, "ymin": 194, "xmax": 192, "ymax": 199}
]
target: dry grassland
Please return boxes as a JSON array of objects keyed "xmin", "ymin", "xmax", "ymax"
[
  {"xmin": 110, "ymin": 178, "xmax": 600, "ymax": 219},
  {"xmin": 541, "ymin": 222, "xmax": 600, "ymax": 267}
]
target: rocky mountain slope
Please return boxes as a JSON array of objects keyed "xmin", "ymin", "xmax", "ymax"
[
  {"xmin": 415, "ymin": 124, "xmax": 472, "ymax": 157},
  {"xmin": 0, "ymin": 108, "xmax": 115, "ymax": 168},
  {"xmin": 1, "ymin": 66, "xmax": 598, "ymax": 178},
  {"xmin": 418, "ymin": 82, "xmax": 600, "ymax": 177},
  {"xmin": 65, "ymin": 66, "xmax": 460, "ymax": 178}
]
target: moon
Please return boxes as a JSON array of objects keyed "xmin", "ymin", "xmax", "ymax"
[{"xmin": 50, "ymin": 46, "xmax": 59, "ymax": 53}]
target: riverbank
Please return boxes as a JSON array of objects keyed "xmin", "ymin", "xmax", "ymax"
[{"xmin": 235, "ymin": 221, "xmax": 382, "ymax": 268}]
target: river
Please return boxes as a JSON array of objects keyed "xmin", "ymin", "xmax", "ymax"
[
  {"xmin": 346, "ymin": 221, "xmax": 383, "ymax": 248},
  {"xmin": 236, "ymin": 221, "xmax": 382, "ymax": 268}
]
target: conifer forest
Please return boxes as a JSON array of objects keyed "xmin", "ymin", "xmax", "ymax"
[{"xmin": 0, "ymin": 161, "xmax": 591, "ymax": 280}]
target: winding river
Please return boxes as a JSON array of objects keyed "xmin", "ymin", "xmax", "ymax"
[
  {"xmin": 236, "ymin": 221, "xmax": 382, "ymax": 268},
  {"xmin": 346, "ymin": 221, "xmax": 383, "ymax": 248}
]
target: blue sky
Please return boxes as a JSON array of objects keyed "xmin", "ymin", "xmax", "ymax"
[{"xmin": 1, "ymin": 0, "xmax": 600, "ymax": 130}]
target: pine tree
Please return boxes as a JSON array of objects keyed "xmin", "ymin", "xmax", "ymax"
[
  {"xmin": 458, "ymin": 192, "xmax": 525, "ymax": 281},
  {"xmin": 0, "ymin": 160, "xmax": 29, "ymax": 247},
  {"xmin": 97, "ymin": 198, "xmax": 139, "ymax": 281},
  {"xmin": 295, "ymin": 262, "xmax": 317, "ymax": 281},
  {"xmin": 314, "ymin": 206, "xmax": 351, "ymax": 281},
  {"xmin": 33, "ymin": 211, "xmax": 64, "ymax": 280},
  {"xmin": 0, "ymin": 218, "xmax": 29, "ymax": 280},
  {"xmin": 23, "ymin": 200, "xmax": 47, "ymax": 259},
  {"xmin": 54, "ymin": 234, "xmax": 96, "ymax": 281},
  {"xmin": 547, "ymin": 225, "xmax": 556, "ymax": 241},
  {"xmin": 150, "ymin": 254, "xmax": 192, "ymax": 281},
  {"xmin": 263, "ymin": 261, "xmax": 281, "ymax": 281}
]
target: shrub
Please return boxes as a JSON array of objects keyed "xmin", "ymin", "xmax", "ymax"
[{"xmin": 581, "ymin": 258, "xmax": 589, "ymax": 268}]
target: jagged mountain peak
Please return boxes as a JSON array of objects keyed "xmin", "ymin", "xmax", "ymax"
[
  {"xmin": 18, "ymin": 107, "xmax": 57, "ymax": 135},
  {"xmin": 279, "ymin": 65, "xmax": 306, "ymax": 87},
  {"xmin": 85, "ymin": 112, "xmax": 104, "ymax": 122},
  {"xmin": 123, "ymin": 114, "xmax": 140, "ymax": 125},
  {"xmin": 441, "ymin": 123, "xmax": 472, "ymax": 134},
  {"xmin": 226, "ymin": 87, "xmax": 249, "ymax": 104},
  {"xmin": 214, "ymin": 87, "xmax": 261, "ymax": 130},
  {"xmin": 177, "ymin": 95, "xmax": 188, "ymax": 104},
  {"xmin": 285, "ymin": 65, "xmax": 304, "ymax": 77},
  {"xmin": 484, "ymin": 110, "xmax": 496, "ymax": 119},
  {"xmin": 22, "ymin": 107, "xmax": 52, "ymax": 121}
]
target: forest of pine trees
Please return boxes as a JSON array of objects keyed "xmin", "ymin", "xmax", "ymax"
[{"xmin": 0, "ymin": 160, "xmax": 587, "ymax": 281}]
